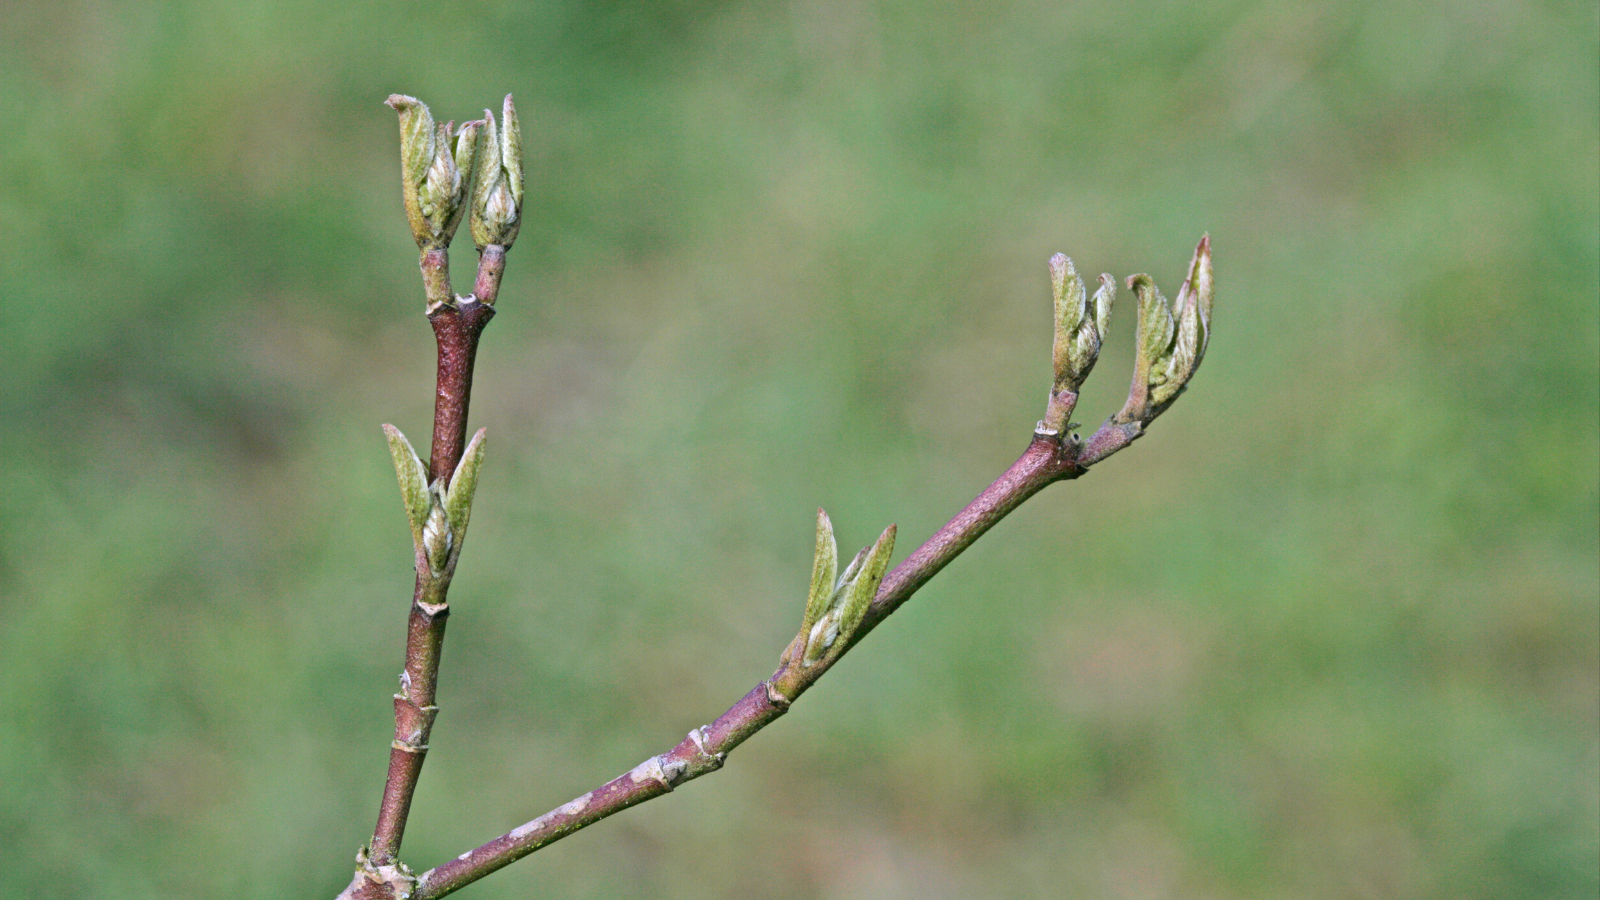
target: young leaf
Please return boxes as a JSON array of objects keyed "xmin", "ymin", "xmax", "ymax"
[
  {"xmin": 385, "ymin": 95, "xmax": 434, "ymax": 192},
  {"xmin": 444, "ymin": 427, "xmax": 488, "ymax": 537},
  {"xmin": 800, "ymin": 509, "xmax": 839, "ymax": 633},
  {"xmin": 1091, "ymin": 273, "xmax": 1116, "ymax": 338},
  {"xmin": 1133, "ymin": 276, "xmax": 1176, "ymax": 379},
  {"xmin": 384, "ymin": 424, "xmax": 431, "ymax": 546},
  {"xmin": 834, "ymin": 524, "xmax": 897, "ymax": 646}
]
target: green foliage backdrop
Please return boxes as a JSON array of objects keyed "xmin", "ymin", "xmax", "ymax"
[{"xmin": 0, "ymin": 1, "xmax": 1595, "ymax": 897}]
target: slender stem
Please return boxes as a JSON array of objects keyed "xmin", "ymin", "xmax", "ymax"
[
  {"xmin": 368, "ymin": 576, "xmax": 449, "ymax": 864},
  {"xmin": 1078, "ymin": 418, "xmax": 1143, "ymax": 467},
  {"xmin": 472, "ymin": 244, "xmax": 507, "ymax": 307},
  {"xmin": 366, "ymin": 262, "xmax": 501, "ymax": 869},
  {"xmin": 863, "ymin": 433, "xmax": 1080, "ymax": 634},
  {"xmin": 414, "ymin": 684, "xmax": 775, "ymax": 900},
  {"xmin": 420, "ymin": 247, "xmax": 452, "ymax": 312},
  {"xmin": 412, "ymin": 432, "xmax": 1085, "ymax": 899},
  {"xmin": 427, "ymin": 300, "xmax": 494, "ymax": 484}
]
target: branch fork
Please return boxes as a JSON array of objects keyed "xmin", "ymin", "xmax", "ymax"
[
  {"xmin": 341, "ymin": 90, "xmax": 1216, "ymax": 900},
  {"xmin": 338, "ymin": 94, "xmax": 527, "ymax": 900}
]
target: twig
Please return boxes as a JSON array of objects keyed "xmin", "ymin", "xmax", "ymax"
[
  {"xmin": 341, "ymin": 94, "xmax": 527, "ymax": 900},
  {"xmin": 367, "ymin": 268, "xmax": 500, "ymax": 870}
]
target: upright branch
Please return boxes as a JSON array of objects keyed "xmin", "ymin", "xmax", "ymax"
[
  {"xmin": 403, "ymin": 235, "xmax": 1216, "ymax": 900},
  {"xmin": 340, "ymin": 93, "xmax": 524, "ymax": 900}
]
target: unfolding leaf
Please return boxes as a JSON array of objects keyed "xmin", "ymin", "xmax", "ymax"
[
  {"xmin": 384, "ymin": 424, "xmax": 431, "ymax": 545},
  {"xmin": 444, "ymin": 428, "xmax": 488, "ymax": 537},
  {"xmin": 801, "ymin": 509, "xmax": 839, "ymax": 632},
  {"xmin": 834, "ymin": 524, "xmax": 896, "ymax": 647}
]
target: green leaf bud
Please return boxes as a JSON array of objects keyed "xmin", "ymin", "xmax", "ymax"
[
  {"xmin": 471, "ymin": 94, "xmax": 525, "ymax": 251},
  {"xmin": 799, "ymin": 523, "xmax": 896, "ymax": 668},
  {"xmin": 1111, "ymin": 236, "xmax": 1215, "ymax": 425},
  {"xmin": 443, "ymin": 427, "xmax": 487, "ymax": 539},
  {"xmin": 1040, "ymin": 256, "xmax": 1117, "ymax": 435},
  {"xmin": 1169, "ymin": 233, "xmax": 1213, "ymax": 382},
  {"xmin": 1091, "ymin": 273, "xmax": 1116, "ymax": 341},
  {"xmin": 383, "ymin": 424, "xmax": 431, "ymax": 550},
  {"xmin": 386, "ymin": 95, "xmax": 478, "ymax": 250},
  {"xmin": 800, "ymin": 509, "xmax": 839, "ymax": 634},
  {"xmin": 1050, "ymin": 254, "xmax": 1088, "ymax": 386},
  {"xmin": 834, "ymin": 524, "xmax": 895, "ymax": 650},
  {"xmin": 422, "ymin": 482, "xmax": 453, "ymax": 577},
  {"xmin": 386, "ymin": 95, "xmax": 434, "ymax": 247}
]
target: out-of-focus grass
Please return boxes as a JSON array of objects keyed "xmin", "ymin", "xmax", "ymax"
[{"xmin": 0, "ymin": 1, "xmax": 1594, "ymax": 898}]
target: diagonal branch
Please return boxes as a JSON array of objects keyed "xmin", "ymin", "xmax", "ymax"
[{"xmin": 412, "ymin": 431, "xmax": 1086, "ymax": 899}]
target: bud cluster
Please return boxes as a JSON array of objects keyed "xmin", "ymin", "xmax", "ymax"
[
  {"xmin": 1032, "ymin": 235, "xmax": 1214, "ymax": 466},
  {"xmin": 1050, "ymin": 254, "xmax": 1116, "ymax": 391},
  {"xmin": 384, "ymin": 425, "xmax": 488, "ymax": 584},
  {"xmin": 387, "ymin": 94, "xmax": 524, "ymax": 256},
  {"xmin": 470, "ymin": 95, "xmax": 524, "ymax": 250},
  {"xmin": 1114, "ymin": 235, "xmax": 1213, "ymax": 425},
  {"xmin": 780, "ymin": 510, "xmax": 897, "ymax": 672},
  {"xmin": 1039, "ymin": 254, "xmax": 1117, "ymax": 434}
]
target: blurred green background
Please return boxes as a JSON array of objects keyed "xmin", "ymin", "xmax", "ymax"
[{"xmin": 1, "ymin": 1, "xmax": 1595, "ymax": 898}]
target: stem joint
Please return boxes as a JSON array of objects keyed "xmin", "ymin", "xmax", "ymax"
[{"xmin": 762, "ymin": 680, "xmax": 793, "ymax": 709}]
